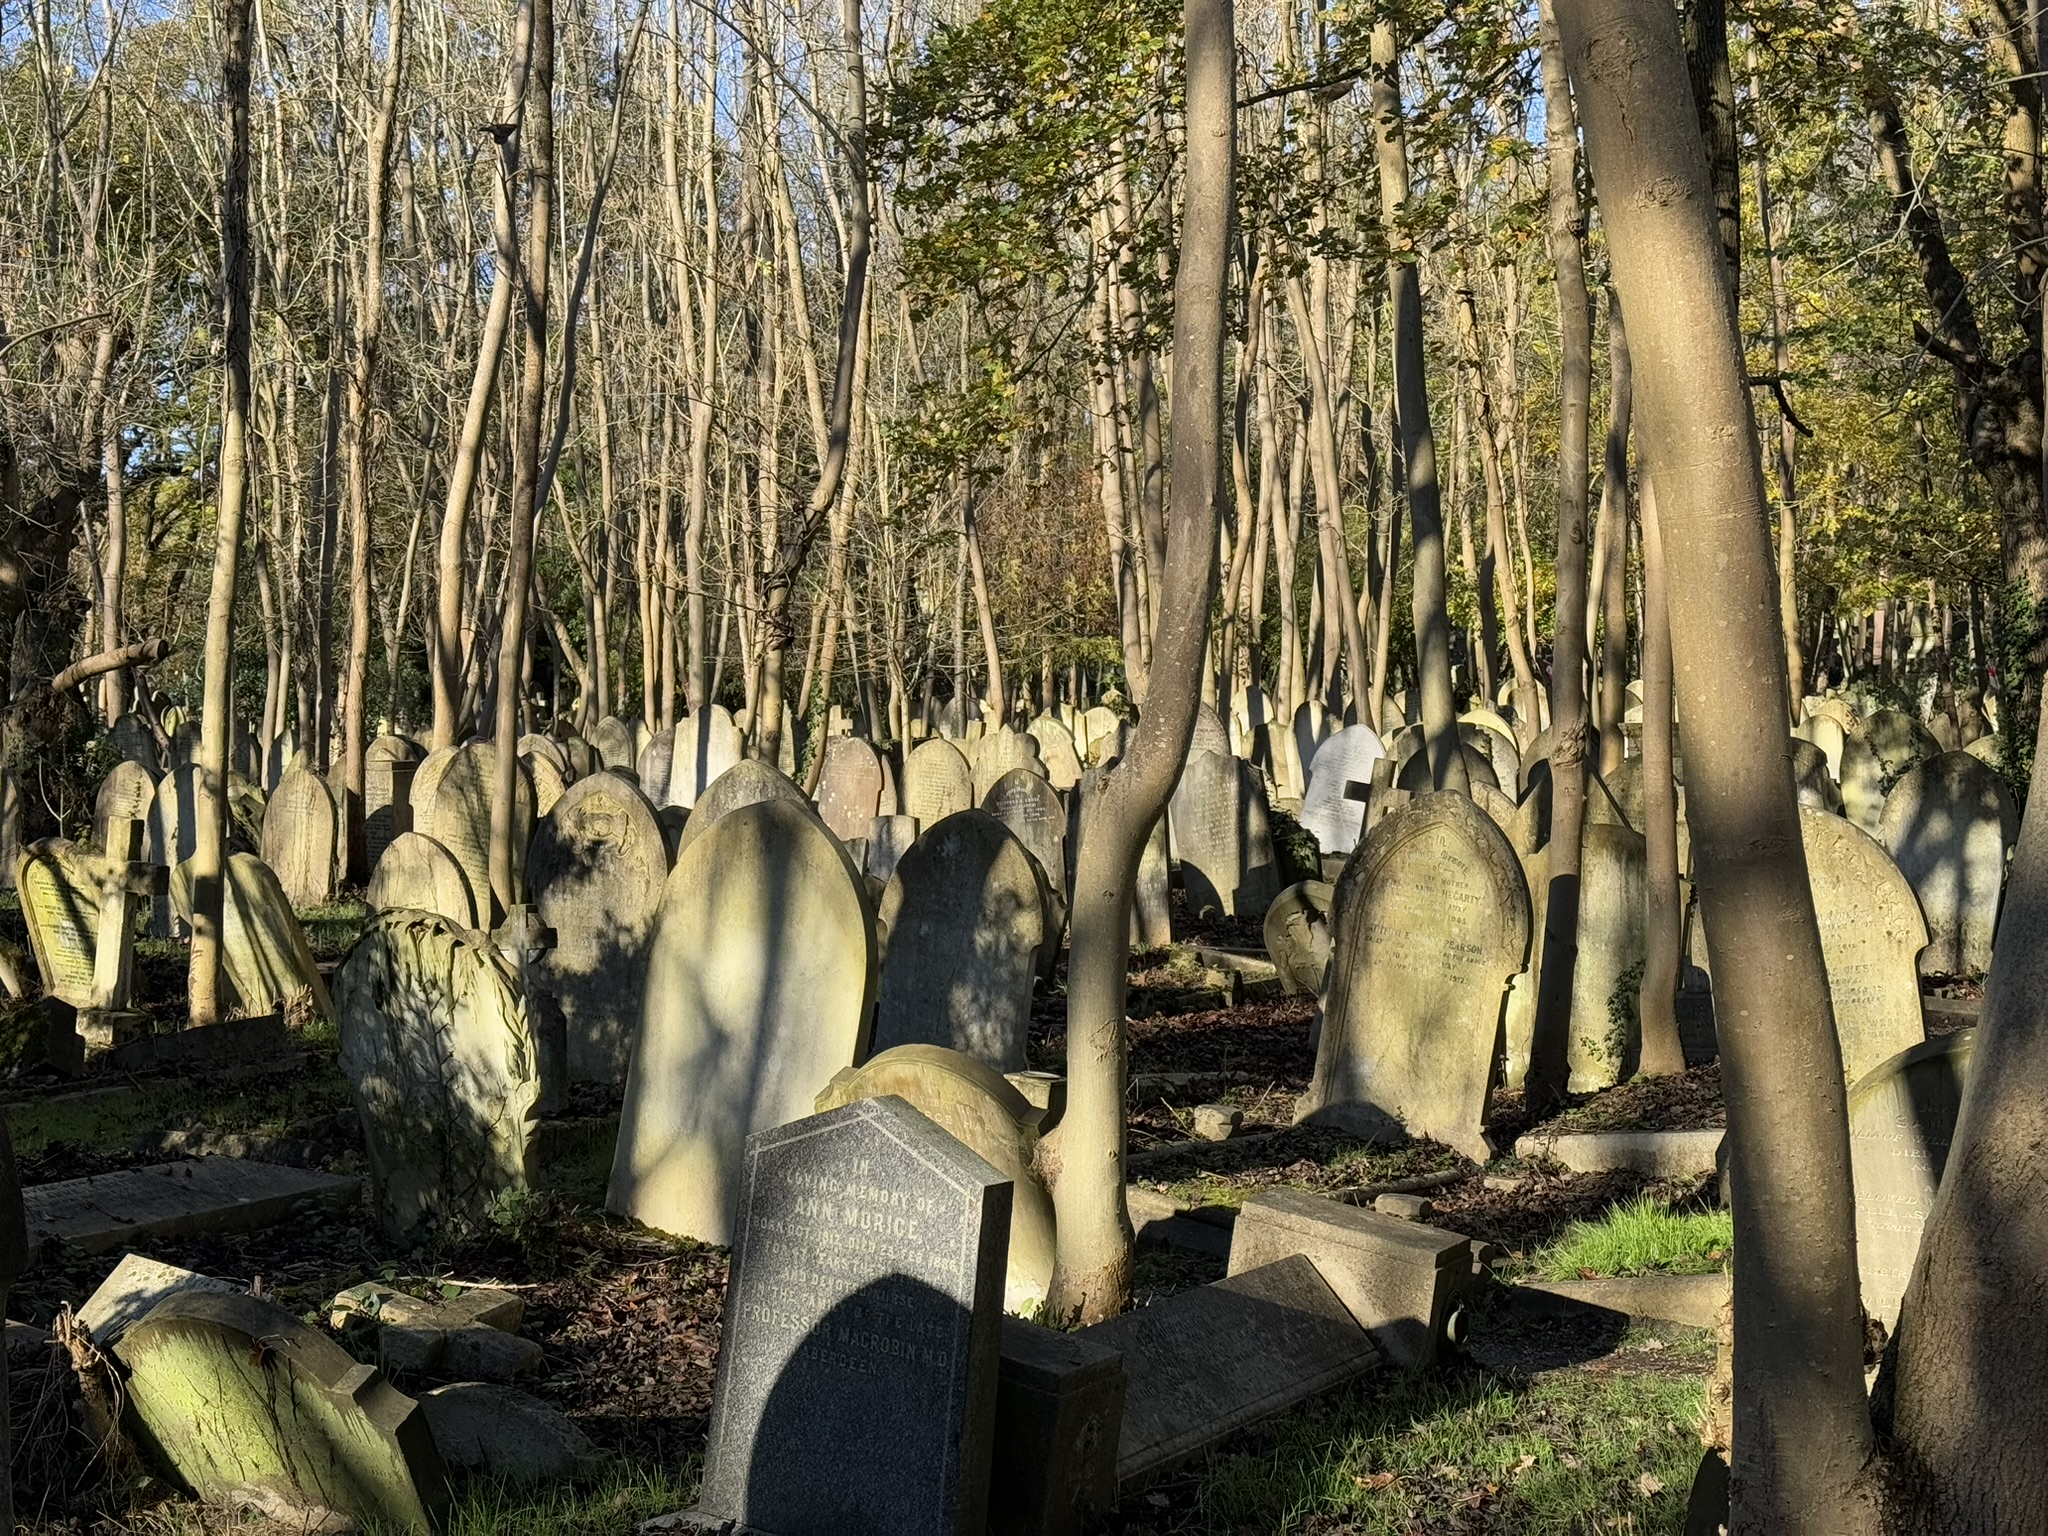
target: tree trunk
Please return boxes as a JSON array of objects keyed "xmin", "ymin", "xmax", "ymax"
[
  {"xmin": 98, "ymin": 399, "xmax": 127, "ymax": 723},
  {"xmin": 1637, "ymin": 475, "xmax": 1684, "ymax": 1075},
  {"xmin": 190, "ymin": 0, "xmax": 256, "ymax": 1028},
  {"xmin": 1595, "ymin": 288, "xmax": 1632, "ymax": 779},
  {"xmin": 1049, "ymin": 0, "xmax": 1231, "ymax": 1324},
  {"xmin": 1559, "ymin": 0, "xmax": 1881, "ymax": 1527},
  {"xmin": 1526, "ymin": 0, "xmax": 1595, "ymax": 1109},
  {"xmin": 1752, "ymin": 65, "xmax": 1804, "ymax": 719}
]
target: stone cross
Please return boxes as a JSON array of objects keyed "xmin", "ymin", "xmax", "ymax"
[{"xmin": 79, "ymin": 817, "xmax": 166, "ymax": 1051}]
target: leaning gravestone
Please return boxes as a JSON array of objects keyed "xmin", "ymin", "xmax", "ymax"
[
  {"xmin": 17, "ymin": 840, "xmax": 106, "ymax": 1008},
  {"xmin": 1864, "ymin": 707, "xmax": 1941, "ymax": 782},
  {"xmin": 637, "ymin": 726, "xmax": 677, "ymax": 808},
  {"xmin": 1849, "ymin": 1030, "xmax": 1975, "ymax": 1329},
  {"xmin": 110, "ymin": 712, "xmax": 162, "ymax": 775},
  {"xmin": 593, "ymin": 716, "xmax": 636, "ymax": 772},
  {"xmin": 528, "ymin": 772, "xmax": 669, "ymax": 1086},
  {"xmin": 872, "ymin": 811, "xmax": 1043, "ymax": 1073},
  {"xmin": 365, "ymin": 735, "xmax": 420, "ymax": 873},
  {"xmin": 522, "ymin": 748, "xmax": 567, "ymax": 818},
  {"xmin": 261, "ymin": 766, "xmax": 339, "ymax": 908},
  {"xmin": 982, "ymin": 768, "xmax": 1068, "ymax": 913},
  {"xmin": 668, "ymin": 706, "xmax": 745, "ymax": 810},
  {"xmin": 608, "ymin": 798, "xmax": 876, "ymax": 1245},
  {"xmin": 1878, "ymin": 751, "xmax": 2018, "ymax": 975},
  {"xmin": 1298, "ymin": 725, "xmax": 1386, "ymax": 858},
  {"xmin": 1264, "ymin": 880, "xmax": 1335, "ymax": 997},
  {"xmin": 816, "ymin": 736, "xmax": 892, "ymax": 843},
  {"xmin": 93, "ymin": 761, "xmax": 157, "ymax": 855},
  {"xmin": 170, "ymin": 853, "xmax": 335, "ymax": 1022},
  {"xmin": 904, "ymin": 738, "xmax": 974, "ymax": 826},
  {"xmin": 337, "ymin": 909, "xmax": 542, "ymax": 1240},
  {"xmin": 366, "ymin": 832, "xmax": 476, "ymax": 927},
  {"xmin": 147, "ymin": 764, "xmax": 199, "ymax": 934},
  {"xmin": 684, "ymin": 1097, "xmax": 1009, "ymax": 1536},
  {"xmin": 1295, "ymin": 794, "xmax": 1529, "ymax": 1162},
  {"xmin": 1026, "ymin": 714, "xmax": 1084, "ymax": 791},
  {"xmin": 674, "ymin": 758, "xmax": 814, "ymax": 858},
  {"xmin": 431, "ymin": 743, "xmax": 534, "ymax": 930},
  {"xmin": 1839, "ymin": 734, "xmax": 1888, "ymax": 834},
  {"xmin": 1800, "ymin": 807, "xmax": 1928, "ymax": 1085},
  {"xmin": 1168, "ymin": 750, "xmax": 1279, "ymax": 919},
  {"xmin": 407, "ymin": 745, "xmax": 460, "ymax": 837},
  {"xmin": 115, "ymin": 1289, "xmax": 449, "ymax": 1531},
  {"xmin": 817, "ymin": 1045, "xmax": 1054, "ymax": 1313}
]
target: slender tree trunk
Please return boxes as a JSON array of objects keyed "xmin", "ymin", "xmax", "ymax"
[
  {"xmin": 1637, "ymin": 476, "xmax": 1684, "ymax": 1075},
  {"xmin": 1559, "ymin": 1, "xmax": 1880, "ymax": 1527},
  {"xmin": 98, "ymin": 401, "xmax": 127, "ymax": 722},
  {"xmin": 1050, "ymin": 0, "xmax": 1231, "ymax": 1324},
  {"xmin": 1527, "ymin": 0, "xmax": 1595, "ymax": 1108},
  {"xmin": 1596, "ymin": 288, "xmax": 1631, "ymax": 778},
  {"xmin": 190, "ymin": 0, "xmax": 256, "ymax": 1027},
  {"xmin": 1752, "ymin": 65, "xmax": 1804, "ymax": 719}
]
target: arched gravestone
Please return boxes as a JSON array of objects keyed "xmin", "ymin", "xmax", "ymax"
[
  {"xmin": 1293, "ymin": 700, "xmax": 1336, "ymax": 782},
  {"xmin": 1189, "ymin": 702, "xmax": 1231, "ymax": 761},
  {"xmin": 1460, "ymin": 711, "xmax": 1522, "ymax": 796},
  {"xmin": 637, "ymin": 726, "xmax": 676, "ymax": 808},
  {"xmin": 1879, "ymin": 751, "xmax": 2018, "ymax": 975},
  {"xmin": 1299, "ymin": 725, "xmax": 1385, "ymax": 857},
  {"xmin": 1080, "ymin": 705, "xmax": 1122, "ymax": 764},
  {"xmin": 871, "ymin": 811, "xmax": 1043, "ymax": 1073},
  {"xmin": 519, "ymin": 732, "xmax": 568, "ymax": 774},
  {"xmin": 171, "ymin": 852, "xmax": 334, "ymax": 1020},
  {"xmin": 430, "ymin": 743, "xmax": 534, "ymax": 929},
  {"xmin": 1864, "ymin": 707, "xmax": 1941, "ymax": 782},
  {"xmin": 1962, "ymin": 733, "xmax": 2002, "ymax": 767},
  {"xmin": 1800, "ymin": 807, "xmax": 1928, "ymax": 1084},
  {"xmin": 407, "ymin": 745, "xmax": 460, "ymax": 836},
  {"xmin": 1839, "ymin": 734, "xmax": 1888, "ymax": 834},
  {"xmin": 970, "ymin": 727, "xmax": 1045, "ymax": 803},
  {"xmin": 816, "ymin": 736, "xmax": 890, "ymax": 843},
  {"xmin": 1850, "ymin": 1030, "xmax": 1974, "ymax": 1330},
  {"xmin": 17, "ymin": 840, "xmax": 104, "ymax": 1007},
  {"xmin": 675, "ymin": 759, "xmax": 814, "ymax": 859},
  {"xmin": 667, "ymin": 706, "xmax": 744, "ymax": 810},
  {"xmin": 1025, "ymin": 714, "xmax": 1084, "ymax": 791},
  {"xmin": 521, "ymin": 748, "xmax": 567, "ymax": 818},
  {"xmin": 365, "ymin": 735, "xmax": 420, "ymax": 874},
  {"xmin": 367, "ymin": 832, "xmax": 476, "ymax": 927},
  {"xmin": 1167, "ymin": 750, "xmax": 1279, "ymax": 919},
  {"xmin": 115, "ymin": 1290, "xmax": 449, "ymax": 1531},
  {"xmin": 1797, "ymin": 710, "xmax": 1847, "ymax": 784},
  {"xmin": 528, "ymin": 772, "xmax": 669, "ymax": 1086},
  {"xmin": 592, "ymin": 716, "xmax": 636, "ymax": 772},
  {"xmin": 93, "ymin": 761, "xmax": 157, "ymax": 855},
  {"xmin": 1791, "ymin": 737, "xmax": 1844, "ymax": 815},
  {"xmin": 607, "ymin": 798, "xmax": 877, "ymax": 1245},
  {"xmin": 1264, "ymin": 879, "xmax": 1334, "ymax": 997},
  {"xmin": 110, "ymin": 712, "xmax": 162, "ymax": 775},
  {"xmin": 982, "ymin": 769, "xmax": 1068, "ymax": 912},
  {"xmin": 903, "ymin": 738, "xmax": 973, "ymax": 826},
  {"xmin": 262, "ymin": 766, "xmax": 339, "ymax": 908},
  {"xmin": 1296, "ymin": 794, "xmax": 1530, "ymax": 1162},
  {"xmin": 817, "ymin": 1044, "xmax": 1054, "ymax": 1313},
  {"xmin": 337, "ymin": 909, "xmax": 541, "ymax": 1240}
]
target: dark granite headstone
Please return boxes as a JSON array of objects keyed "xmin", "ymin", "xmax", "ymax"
[{"xmin": 689, "ymin": 1097, "xmax": 1012, "ymax": 1536}]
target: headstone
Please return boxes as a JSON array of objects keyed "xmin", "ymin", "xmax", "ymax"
[
  {"xmin": 16, "ymin": 838, "xmax": 113, "ymax": 1008},
  {"xmin": 407, "ymin": 744, "xmax": 459, "ymax": 836},
  {"xmin": 1791, "ymin": 737, "xmax": 1844, "ymax": 814},
  {"xmin": 1800, "ymin": 807, "xmax": 1928, "ymax": 1084},
  {"xmin": 1295, "ymin": 794, "xmax": 1530, "ymax": 1162},
  {"xmin": 92, "ymin": 760, "xmax": 157, "ymax": 854},
  {"xmin": 367, "ymin": 832, "xmax": 476, "ymax": 926},
  {"xmin": 1864, "ymin": 707, "xmax": 1941, "ymax": 781},
  {"xmin": 365, "ymin": 735, "xmax": 420, "ymax": 873},
  {"xmin": 1134, "ymin": 811, "xmax": 1173, "ymax": 950},
  {"xmin": 430, "ymin": 742, "xmax": 534, "ymax": 929},
  {"xmin": 110, "ymin": 713, "xmax": 162, "ymax": 775},
  {"xmin": 593, "ymin": 716, "xmax": 636, "ymax": 772},
  {"xmin": 1849, "ymin": 1030, "xmax": 1975, "ymax": 1328},
  {"xmin": 983, "ymin": 769, "xmax": 1069, "ymax": 913},
  {"xmin": 1167, "ymin": 750, "xmax": 1279, "ymax": 919},
  {"xmin": 1292, "ymin": 700, "xmax": 1335, "ymax": 782},
  {"xmin": 608, "ymin": 798, "xmax": 876, "ymax": 1244},
  {"xmin": 1189, "ymin": 704, "xmax": 1230, "ymax": 760},
  {"xmin": 1839, "ymin": 734, "xmax": 1888, "ymax": 834},
  {"xmin": 1563, "ymin": 822, "xmax": 1649, "ymax": 1090},
  {"xmin": 528, "ymin": 772, "xmax": 670, "ymax": 1086},
  {"xmin": 674, "ymin": 758, "xmax": 814, "ymax": 858},
  {"xmin": 684, "ymin": 1097, "xmax": 1009, "ymax": 1536},
  {"xmin": 637, "ymin": 726, "xmax": 677, "ymax": 807},
  {"xmin": 972, "ymin": 727, "xmax": 1046, "ymax": 803},
  {"xmin": 523, "ymin": 749, "xmax": 567, "ymax": 818},
  {"xmin": 1257, "ymin": 719, "xmax": 1306, "ymax": 801},
  {"xmin": 818, "ymin": 1045, "xmax": 1054, "ymax": 1312},
  {"xmin": 1798, "ymin": 710, "xmax": 1847, "ymax": 783},
  {"xmin": 1263, "ymin": 880, "xmax": 1334, "ymax": 997},
  {"xmin": 115, "ymin": 1290, "xmax": 449, "ymax": 1531},
  {"xmin": 1026, "ymin": 715, "xmax": 1084, "ymax": 791},
  {"xmin": 866, "ymin": 813, "xmax": 919, "ymax": 884},
  {"xmin": 1080, "ymin": 705, "xmax": 1121, "ymax": 765},
  {"xmin": 873, "ymin": 811, "xmax": 1043, "ymax": 1073},
  {"xmin": 261, "ymin": 766, "xmax": 339, "ymax": 908},
  {"xmin": 337, "ymin": 909, "xmax": 542, "ymax": 1240},
  {"xmin": 171, "ymin": 853, "xmax": 335, "ymax": 1022},
  {"xmin": 905, "ymin": 739, "xmax": 975, "ymax": 826},
  {"xmin": 1396, "ymin": 741, "xmax": 1500, "ymax": 794},
  {"xmin": 1297, "ymin": 725, "xmax": 1386, "ymax": 858},
  {"xmin": 668, "ymin": 706, "xmax": 745, "ymax": 810},
  {"xmin": 1878, "ymin": 751, "xmax": 2018, "ymax": 975},
  {"xmin": 816, "ymin": 735, "xmax": 891, "ymax": 843},
  {"xmin": 417, "ymin": 1383, "xmax": 602, "ymax": 1488}
]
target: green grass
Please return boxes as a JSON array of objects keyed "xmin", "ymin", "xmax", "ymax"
[
  {"xmin": 5, "ymin": 1060, "xmax": 353, "ymax": 1161},
  {"xmin": 298, "ymin": 898, "xmax": 371, "ymax": 960},
  {"xmin": 1538, "ymin": 1197, "xmax": 1732, "ymax": 1281},
  {"xmin": 435, "ymin": 1459, "xmax": 697, "ymax": 1535},
  {"xmin": 1173, "ymin": 1349, "xmax": 1708, "ymax": 1534}
]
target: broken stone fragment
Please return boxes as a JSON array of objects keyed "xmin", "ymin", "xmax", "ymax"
[
  {"xmin": 1191, "ymin": 1104, "xmax": 1243, "ymax": 1142},
  {"xmin": 419, "ymin": 1382, "xmax": 604, "ymax": 1487},
  {"xmin": 330, "ymin": 1281, "xmax": 540, "ymax": 1381}
]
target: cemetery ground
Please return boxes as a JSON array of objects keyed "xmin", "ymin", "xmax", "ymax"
[{"xmin": 0, "ymin": 890, "xmax": 1735, "ymax": 1536}]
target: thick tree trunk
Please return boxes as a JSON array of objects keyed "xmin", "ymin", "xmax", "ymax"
[
  {"xmin": 190, "ymin": 0, "xmax": 257, "ymax": 1028},
  {"xmin": 1049, "ymin": 0, "xmax": 1231, "ymax": 1324},
  {"xmin": 1559, "ymin": 0, "xmax": 1881, "ymax": 1528}
]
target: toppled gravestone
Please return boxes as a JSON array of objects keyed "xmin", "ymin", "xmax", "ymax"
[
  {"xmin": 418, "ymin": 1383, "xmax": 603, "ymax": 1487},
  {"xmin": 114, "ymin": 1289, "xmax": 450, "ymax": 1531},
  {"xmin": 330, "ymin": 1282, "xmax": 543, "ymax": 1381}
]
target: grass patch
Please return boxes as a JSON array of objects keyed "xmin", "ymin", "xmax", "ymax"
[
  {"xmin": 1174, "ymin": 1357, "xmax": 1706, "ymax": 1534},
  {"xmin": 435, "ymin": 1458, "xmax": 697, "ymax": 1535},
  {"xmin": 6, "ymin": 1060, "xmax": 353, "ymax": 1162},
  {"xmin": 1538, "ymin": 1196, "xmax": 1731, "ymax": 1281},
  {"xmin": 298, "ymin": 899, "xmax": 371, "ymax": 961}
]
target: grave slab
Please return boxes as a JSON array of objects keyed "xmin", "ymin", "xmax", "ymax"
[
  {"xmin": 25, "ymin": 1158, "xmax": 359, "ymax": 1258},
  {"xmin": 991, "ymin": 1317, "xmax": 1125, "ymax": 1536},
  {"xmin": 1512, "ymin": 1128, "xmax": 1725, "ymax": 1177}
]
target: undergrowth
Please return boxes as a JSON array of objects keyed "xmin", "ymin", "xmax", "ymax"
[{"xmin": 1539, "ymin": 1196, "xmax": 1731, "ymax": 1281}]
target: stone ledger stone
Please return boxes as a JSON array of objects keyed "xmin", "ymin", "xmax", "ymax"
[
  {"xmin": 608, "ymin": 797, "xmax": 876, "ymax": 1245},
  {"xmin": 687, "ymin": 1098, "xmax": 1011, "ymax": 1536},
  {"xmin": 1295, "ymin": 794, "xmax": 1530, "ymax": 1162},
  {"xmin": 24, "ymin": 1159, "xmax": 359, "ymax": 1257}
]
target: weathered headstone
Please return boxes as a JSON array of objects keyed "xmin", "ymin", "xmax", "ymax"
[
  {"xmin": 110, "ymin": 712, "xmax": 162, "ymax": 775},
  {"xmin": 667, "ymin": 706, "xmax": 745, "ymax": 810},
  {"xmin": 115, "ymin": 1290, "xmax": 449, "ymax": 1531},
  {"xmin": 172, "ymin": 852, "xmax": 335, "ymax": 1021},
  {"xmin": 1564, "ymin": 822, "xmax": 1648, "ymax": 1089},
  {"xmin": 1026, "ymin": 714, "xmax": 1084, "ymax": 791},
  {"xmin": 17, "ymin": 839, "xmax": 111, "ymax": 1009},
  {"xmin": 1879, "ymin": 751, "xmax": 2018, "ymax": 975},
  {"xmin": 1295, "ymin": 794, "xmax": 1529, "ymax": 1162},
  {"xmin": 365, "ymin": 735, "xmax": 420, "ymax": 873},
  {"xmin": 1167, "ymin": 750, "xmax": 1279, "ymax": 919},
  {"xmin": 1189, "ymin": 703, "xmax": 1230, "ymax": 760},
  {"xmin": 1297, "ymin": 725, "xmax": 1386, "ymax": 857},
  {"xmin": 1292, "ymin": 700, "xmax": 1335, "ymax": 782},
  {"xmin": 261, "ymin": 766, "xmax": 339, "ymax": 908},
  {"xmin": 972, "ymin": 727, "xmax": 1046, "ymax": 803},
  {"xmin": 1800, "ymin": 807, "xmax": 1928, "ymax": 1084},
  {"xmin": 430, "ymin": 742, "xmax": 534, "ymax": 929},
  {"xmin": 528, "ymin": 772, "xmax": 670, "ymax": 1086},
  {"xmin": 1839, "ymin": 733, "xmax": 1888, "ymax": 834},
  {"xmin": 593, "ymin": 716, "xmax": 636, "ymax": 772},
  {"xmin": 866, "ymin": 813, "xmax": 919, "ymax": 884},
  {"xmin": 337, "ymin": 909, "xmax": 542, "ymax": 1239},
  {"xmin": 608, "ymin": 797, "xmax": 876, "ymax": 1244},
  {"xmin": 367, "ymin": 832, "xmax": 476, "ymax": 927},
  {"xmin": 406, "ymin": 744, "xmax": 459, "ymax": 839},
  {"xmin": 818, "ymin": 1045, "xmax": 1054, "ymax": 1312},
  {"xmin": 684, "ymin": 1097, "xmax": 1009, "ymax": 1536},
  {"xmin": 1264, "ymin": 880, "xmax": 1334, "ymax": 996},
  {"xmin": 1081, "ymin": 705, "xmax": 1122, "ymax": 765},
  {"xmin": 522, "ymin": 749, "xmax": 567, "ymax": 818},
  {"xmin": 1864, "ymin": 707, "xmax": 1941, "ymax": 781},
  {"xmin": 674, "ymin": 758, "xmax": 815, "ymax": 858},
  {"xmin": 982, "ymin": 768, "xmax": 1069, "ymax": 915},
  {"xmin": 1849, "ymin": 1030, "xmax": 1975, "ymax": 1328},
  {"xmin": 817, "ymin": 735, "xmax": 892, "ymax": 843},
  {"xmin": 1791, "ymin": 737, "xmax": 1844, "ymax": 815},
  {"xmin": 638, "ymin": 726, "xmax": 677, "ymax": 808},
  {"xmin": 873, "ymin": 811, "xmax": 1043, "ymax": 1073},
  {"xmin": 905, "ymin": 738, "xmax": 975, "ymax": 826},
  {"xmin": 92, "ymin": 760, "xmax": 157, "ymax": 854}
]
